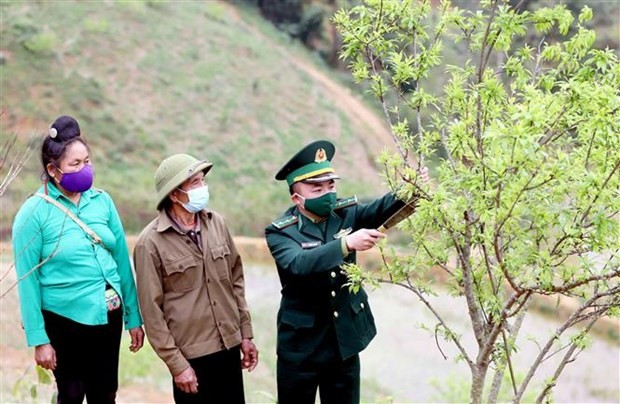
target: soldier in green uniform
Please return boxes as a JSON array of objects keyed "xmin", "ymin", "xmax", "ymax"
[{"xmin": 265, "ymin": 140, "xmax": 426, "ymax": 404}]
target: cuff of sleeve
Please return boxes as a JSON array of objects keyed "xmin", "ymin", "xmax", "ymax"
[
  {"xmin": 124, "ymin": 310, "xmax": 143, "ymax": 330},
  {"xmin": 26, "ymin": 328, "xmax": 50, "ymax": 347},
  {"xmin": 340, "ymin": 237, "xmax": 350, "ymax": 257},
  {"xmin": 241, "ymin": 324, "xmax": 254, "ymax": 340},
  {"xmin": 167, "ymin": 354, "xmax": 191, "ymax": 376}
]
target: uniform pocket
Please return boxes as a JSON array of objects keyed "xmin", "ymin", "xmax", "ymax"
[
  {"xmin": 210, "ymin": 243, "xmax": 231, "ymax": 280},
  {"xmin": 278, "ymin": 310, "xmax": 316, "ymax": 353},
  {"xmin": 162, "ymin": 255, "xmax": 202, "ymax": 292},
  {"xmin": 281, "ymin": 310, "xmax": 315, "ymax": 330},
  {"xmin": 350, "ymin": 290, "xmax": 374, "ymax": 338}
]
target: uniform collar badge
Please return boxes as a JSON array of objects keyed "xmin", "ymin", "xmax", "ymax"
[{"xmin": 333, "ymin": 227, "xmax": 352, "ymax": 239}]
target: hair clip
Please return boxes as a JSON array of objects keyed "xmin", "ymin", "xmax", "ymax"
[{"xmin": 49, "ymin": 128, "xmax": 57, "ymax": 139}]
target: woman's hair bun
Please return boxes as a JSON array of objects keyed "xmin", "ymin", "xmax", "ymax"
[{"xmin": 50, "ymin": 115, "xmax": 81, "ymax": 142}]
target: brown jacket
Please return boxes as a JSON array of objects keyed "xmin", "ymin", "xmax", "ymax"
[{"xmin": 133, "ymin": 209, "xmax": 253, "ymax": 375}]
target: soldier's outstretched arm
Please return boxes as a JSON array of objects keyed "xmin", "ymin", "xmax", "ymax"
[
  {"xmin": 266, "ymin": 227, "xmax": 347, "ymax": 276},
  {"xmin": 353, "ymin": 192, "xmax": 405, "ymax": 230}
]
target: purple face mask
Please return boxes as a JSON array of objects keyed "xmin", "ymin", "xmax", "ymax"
[{"xmin": 58, "ymin": 164, "xmax": 94, "ymax": 193}]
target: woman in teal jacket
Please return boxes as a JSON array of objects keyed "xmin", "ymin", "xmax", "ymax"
[{"xmin": 12, "ymin": 115, "xmax": 144, "ymax": 404}]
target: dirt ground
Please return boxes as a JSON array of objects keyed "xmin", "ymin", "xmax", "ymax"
[
  {"xmin": 1, "ymin": 237, "xmax": 619, "ymax": 403},
  {"xmin": 244, "ymin": 263, "xmax": 620, "ymax": 403}
]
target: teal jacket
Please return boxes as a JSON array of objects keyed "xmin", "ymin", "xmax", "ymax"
[
  {"xmin": 12, "ymin": 183, "xmax": 143, "ymax": 347},
  {"xmin": 265, "ymin": 192, "xmax": 404, "ymax": 364}
]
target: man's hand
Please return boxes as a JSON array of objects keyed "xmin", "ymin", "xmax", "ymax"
[
  {"xmin": 345, "ymin": 229, "xmax": 386, "ymax": 252},
  {"xmin": 240, "ymin": 338, "xmax": 259, "ymax": 372},
  {"xmin": 128, "ymin": 326, "xmax": 145, "ymax": 353},
  {"xmin": 34, "ymin": 343, "xmax": 56, "ymax": 370},
  {"xmin": 174, "ymin": 366, "xmax": 199, "ymax": 394}
]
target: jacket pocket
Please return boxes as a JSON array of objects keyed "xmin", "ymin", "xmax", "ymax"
[
  {"xmin": 350, "ymin": 290, "xmax": 374, "ymax": 338},
  {"xmin": 210, "ymin": 243, "xmax": 231, "ymax": 280},
  {"xmin": 278, "ymin": 309, "xmax": 316, "ymax": 353},
  {"xmin": 162, "ymin": 254, "xmax": 202, "ymax": 293},
  {"xmin": 281, "ymin": 309, "xmax": 315, "ymax": 330}
]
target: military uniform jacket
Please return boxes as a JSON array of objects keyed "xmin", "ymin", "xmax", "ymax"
[{"xmin": 265, "ymin": 192, "xmax": 404, "ymax": 364}]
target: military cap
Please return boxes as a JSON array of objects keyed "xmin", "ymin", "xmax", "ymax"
[
  {"xmin": 155, "ymin": 154, "xmax": 213, "ymax": 210},
  {"xmin": 275, "ymin": 140, "xmax": 340, "ymax": 186}
]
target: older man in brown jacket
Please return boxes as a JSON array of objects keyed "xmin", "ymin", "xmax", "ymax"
[{"xmin": 134, "ymin": 154, "xmax": 258, "ymax": 404}]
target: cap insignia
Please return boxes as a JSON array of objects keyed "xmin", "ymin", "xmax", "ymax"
[{"xmin": 315, "ymin": 148, "xmax": 327, "ymax": 163}]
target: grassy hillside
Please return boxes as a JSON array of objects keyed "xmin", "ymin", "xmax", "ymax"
[{"xmin": 0, "ymin": 0, "xmax": 391, "ymax": 237}]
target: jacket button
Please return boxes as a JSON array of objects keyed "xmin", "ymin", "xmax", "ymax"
[
  {"xmin": 331, "ymin": 291, "xmax": 336, "ymax": 297},
  {"xmin": 333, "ymin": 311, "xmax": 339, "ymax": 318},
  {"xmin": 360, "ymin": 303, "xmax": 365, "ymax": 309},
  {"xmin": 212, "ymin": 301, "xmax": 217, "ymax": 306},
  {"xmin": 330, "ymin": 271, "xmax": 336, "ymax": 278}
]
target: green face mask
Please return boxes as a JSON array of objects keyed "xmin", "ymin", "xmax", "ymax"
[{"xmin": 301, "ymin": 192, "xmax": 337, "ymax": 217}]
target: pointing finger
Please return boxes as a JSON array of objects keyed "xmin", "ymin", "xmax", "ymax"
[{"xmin": 368, "ymin": 229, "xmax": 386, "ymax": 238}]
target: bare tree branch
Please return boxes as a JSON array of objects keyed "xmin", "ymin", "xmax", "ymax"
[
  {"xmin": 514, "ymin": 288, "xmax": 619, "ymax": 401},
  {"xmin": 378, "ymin": 278, "xmax": 475, "ymax": 369}
]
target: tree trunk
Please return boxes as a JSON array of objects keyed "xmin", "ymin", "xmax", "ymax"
[{"xmin": 471, "ymin": 365, "xmax": 488, "ymax": 404}]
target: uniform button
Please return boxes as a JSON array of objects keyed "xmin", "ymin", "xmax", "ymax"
[
  {"xmin": 185, "ymin": 240, "xmax": 191, "ymax": 245},
  {"xmin": 212, "ymin": 301, "xmax": 217, "ymax": 306},
  {"xmin": 360, "ymin": 303, "xmax": 365, "ymax": 309},
  {"xmin": 333, "ymin": 311, "xmax": 339, "ymax": 318},
  {"xmin": 207, "ymin": 278, "xmax": 210, "ymax": 283},
  {"xmin": 330, "ymin": 271, "xmax": 336, "ymax": 278},
  {"xmin": 331, "ymin": 291, "xmax": 336, "ymax": 297}
]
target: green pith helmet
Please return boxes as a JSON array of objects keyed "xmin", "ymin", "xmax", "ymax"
[
  {"xmin": 275, "ymin": 140, "xmax": 339, "ymax": 186},
  {"xmin": 155, "ymin": 154, "xmax": 213, "ymax": 210}
]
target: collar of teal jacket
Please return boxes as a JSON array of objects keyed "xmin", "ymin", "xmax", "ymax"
[{"xmin": 44, "ymin": 181, "xmax": 102, "ymax": 207}]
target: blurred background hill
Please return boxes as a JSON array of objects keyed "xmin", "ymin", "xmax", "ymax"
[
  {"xmin": 1, "ymin": 0, "xmax": 618, "ymax": 238},
  {"xmin": 0, "ymin": 0, "xmax": 393, "ymax": 237}
]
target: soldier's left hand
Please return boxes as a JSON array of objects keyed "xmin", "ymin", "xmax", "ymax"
[{"xmin": 418, "ymin": 166, "xmax": 430, "ymax": 183}]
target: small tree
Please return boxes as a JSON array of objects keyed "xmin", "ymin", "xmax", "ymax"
[
  {"xmin": 1, "ymin": 119, "xmax": 37, "ymax": 291},
  {"xmin": 334, "ymin": 0, "xmax": 619, "ymax": 402},
  {"xmin": 0, "ymin": 128, "xmax": 34, "ymax": 198}
]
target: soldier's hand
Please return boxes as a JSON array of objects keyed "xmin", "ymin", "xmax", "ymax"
[
  {"xmin": 418, "ymin": 166, "xmax": 430, "ymax": 183},
  {"xmin": 174, "ymin": 366, "xmax": 199, "ymax": 394},
  {"xmin": 345, "ymin": 229, "xmax": 386, "ymax": 252}
]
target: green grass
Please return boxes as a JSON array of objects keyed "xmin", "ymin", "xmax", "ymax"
[{"xmin": 0, "ymin": 0, "xmax": 388, "ymax": 237}]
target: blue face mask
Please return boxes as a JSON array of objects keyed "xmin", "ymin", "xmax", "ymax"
[{"xmin": 178, "ymin": 185, "xmax": 209, "ymax": 213}]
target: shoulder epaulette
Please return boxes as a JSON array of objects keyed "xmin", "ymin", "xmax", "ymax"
[
  {"xmin": 272, "ymin": 215, "xmax": 299, "ymax": 229},
  {"xmin": 334, "ymin": 195, "xmax": 358, "ymax": 210}
]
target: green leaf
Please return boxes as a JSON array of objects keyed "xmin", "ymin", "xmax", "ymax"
[
  {"xmin": 578, "ymin": 6, "xmax": 593, "ymax": 24},
  {"xmin": 36, "ymin": 366, "xmax": 53, "ymax": 385}
]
